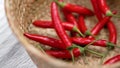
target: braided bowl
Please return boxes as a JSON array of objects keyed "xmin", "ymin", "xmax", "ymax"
[{"xmin": 5, "ymin": 0, "xmax": 120, "ymax": 68}]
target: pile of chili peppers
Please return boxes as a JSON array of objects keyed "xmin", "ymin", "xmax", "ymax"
[{"xmin": 24, "ymin": 0, "xmax": 120, "ymax": 65}]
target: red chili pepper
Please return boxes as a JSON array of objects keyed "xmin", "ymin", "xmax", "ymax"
[
  {"xmin": 107, "ymin": 21, "xmax": 117, "ymax": 44},
  {"xmin": 24, "ymin": 33, "xmax": 115, "ymax": 48},
  {"xmin": 24, "ymin": 33, "xmax": 66, "ymax": 49},
  {"xmin": 33, "ymin": 20, "xmax": 74, "ymax": 30},
  {"xmin": 78, "ymin": 16, "xmax": 87, "ymax": 34},
  {"xmin": 98, "ymin": 0, "xmax": 114, "ymax": 16},
  {"xmin": 62, "ymin": 10, "xmax": 78, "ymax": 37},
  {"xmin": 91, "ymin": 0, "xmax": 103, "ymax": 21},
  {"xmin": 51, "ymin": 2, "xmax": 72, "ymax": 48},
  {"xmin": 33, "ymin": 20, "xmax": 84, "ymax": 37},
  {"xmin": 72, "ymin": 37, "xmax": 109, "ymax": 47},
  {"xmin": 104, "ymin": 55, "xmax": 120, "ymax": 65},
  {"xmin": 90, "ymin": 13, "xmax": 115, "ymax": 37},
  {"xmin": 55, "ymin": 0, "xmax": 94, "ymax": 16},
  {"xmin": 91, "ymin": 0, "xmax": 117, "ymax": 44},
  {"xmin": 46, "ymin": 48, "xmax": 81, "ymax": 59}
]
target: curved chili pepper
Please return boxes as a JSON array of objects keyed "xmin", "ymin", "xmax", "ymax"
[
  {"xmin": 104, "ymin": 55, "xmax": 120, "ymax": 65},
  {"xmin": 51, "ymin": 2, "xmax": 72, "ymax": 48},
  {"xmin": 91, "ymin": 0, "xmax": 103, "ymax": 21},
  {"xmin": 78, "ymin": 16, "xmax": 87, "ymax": 34},
  {"xmin": 55, "ymin": 0, "xmax": 94, "ymax": 16},
  {"xmin": 46, "ymin": 48, "xmax": 81, "ymax": 59},
  {"xmin": 24, "ymin": 33, "xmax": 66, "ymax": 49},
  {"xmin": 98, "ymin": 0, "xmax": 114, "ymax": 16},
  {"xmin": 107, "ymin": 21, "xmax": 117, "ymax": 44},
  {"xmin": 91, "ymin": 0, "xmax": 117, "ymax": 44}
]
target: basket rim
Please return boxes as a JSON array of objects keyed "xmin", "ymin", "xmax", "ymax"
[{"xmin": 4, "ymin": 0, "xmax": 79, "ymax": 67}]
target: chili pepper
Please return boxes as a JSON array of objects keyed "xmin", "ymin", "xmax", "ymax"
[
  {"xmin": 104, "ymin": 55, "xmax": 120, "ymax": 65},
  {"xmin": 55, "ymin": 0, "xmax": 94, "ymax": 16},
  {"xmin": 71, "ymin": 37, "xmax": 117, "ymax": 48},
  {"xmin": 46, "ymin": 48, "xmax": 81, "ymax": 58},
  {"xmin": 91, "ymin": 0, "xmax": 117, "ymax": 44},
  {"xmin": 51, "ymin": 2, "xmax": 72, "ymax": 48},
  {"xmin": 24, "ymin": 33, "xmax": 116, "ymax": 48},
  {"xmin": 33, "ymin": 20, "xmax": 84, "ymax": 37},
  {"xmin": 90, "ymin": 0, "xmax": 103, "ymax": 21},
  {"xmin": 24, "ymin": 33, "xmax": 66, "ymax": 49},
  {"xmin": 107, "ymin": 21, "xmax": 117, "ymax": 44},
  {"xmin": 62, "ymin": 10, "xmax": 79, "ymax": 37},
  {"xmin": 78, "ymin": 16, "xmax": 87, "ymax": 34},
  {"xmin": 33, "ymin": 20, "xmax": 73, "ymax": 30},
  {"xmin": 89, "ymin": 11, "xmax": 116, "ymax": 37},
  {"xmin": 46, "ymin": 44, "xmax": 103, "ymax": 59},
  {"xmin": 98, "ymin": 0, "xmax": 114, "ymax": 16}
]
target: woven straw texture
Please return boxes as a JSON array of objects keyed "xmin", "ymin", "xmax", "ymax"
[{"xmin": 5, "ymin": 0, "xmax": 120, "ymax": 68}]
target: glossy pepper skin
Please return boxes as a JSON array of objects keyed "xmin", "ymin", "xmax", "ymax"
[
  {"xmin": 24, "ymin": 33, "xmax": 66, "ymax": 49},
  {"xmin": 78, "ymin": 16, "xmax": 87, "ymax": 34},
  {"xmin": 33, "ymin": 20, "xmax": 74, "ymax": 31},
  {"xmin": 55, "ymin": 0, "xmax": 94, "ymax": 16},
  {"xmin": 98, "ymin": 0, "xmax": 113, "ymax": 16},
  {"xmin": 91, "ymin": 0, "xmax": 103, "ymax": 21},
  {"xmin": 51, "ymin": 2, "xmax": 72, "ymax": 48},
  {"xmin": 104, "ymin": 55, "xmax": 120, "ymax": 65},
  {"xmin": 107, "ymin": 22, "xmax": 117, "ymax": 44},
  {"xmin": 71, "ymin": 37, "xmax": 107, "ymax": 47},
  {"xmin": 46, "ymin": 48, "xmax": 81, "ymax": 59},
  {"xmin": 24, "ymin": 33, "xmax": 112, "ymax": 48},
  {"xmin": 90, "ymin": 16, "xmax": 112, "ymax": 36}
]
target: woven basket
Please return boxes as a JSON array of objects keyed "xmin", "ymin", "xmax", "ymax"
[{"xmin": 5, "ymin": 0, "xmax": 120, "ymax": 68}]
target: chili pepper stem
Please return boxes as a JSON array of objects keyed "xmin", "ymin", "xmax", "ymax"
[
  {"xmin": 70, "ymin": 50, "xmax": 75, "ymax": 64},
  {"xmin": 106, "ymin": 10, "xmax": 120, "ymax": 18},
  {"xmin": 106, "ymin": 10, "xmax": 113, "ymax": 16},
  {"xmin": 107, "ymin": 42, "xmax": 120, "ymax": 49},
  {"xmin": 68, "ymin": 44, "xmax": 104, "ymax": 57},
  {"xmin": 85, "ymin": 48, "xmax": 104, "ymax": 57},
  {"xmin": 73, "ymin": 26, "xmax": 85, "ymax": 37},
  {"xmin": 55, "ymin": 0, "xmax": 65, "ymax": 8},
  {"xmin": 85, "ymin": 30, "xmax": 98, "ymax": 39}
]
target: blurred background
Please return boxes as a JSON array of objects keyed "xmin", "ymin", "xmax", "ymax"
[{"xmin": 0, "ymin": 0, "xmax": 36, "ymax": 68}]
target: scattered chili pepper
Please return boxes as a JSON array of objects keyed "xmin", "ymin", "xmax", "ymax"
[
  {"xmin": 33, "ymin": 20, "xmax": 73, "ymax": 30},
  {"xmin": 104, "ymin": 55, "xmax": 120, "ymax": 65},
  {"xmin": 46, "ymin": 48, "xmax": 81, "ymax": 59},
  {"xmin": 91, "ymin": 0, "xmax": 117, "ymax": 44},
  {"xmin": 51, "ymin": 2, "xmax": 72, "ymax": 48},
  {"xmin": 89, "ymin": 11, "xmax": 116, "ymax": 37},
  {"xmin": 78, "ymin": 16, "xmax": 87, "ymax": 34},
  {"xmin": 24, "ymin": 33, "xmax": 116, "ymax": 49},
  {"xmin": 55, "ymin": 0, "xmax": 94, "ymax": 16},
  {"xmin": 71, "ymin": 37, "xmax": 115, "ymax": 47},
  {"xmin": 91, "ymin": 0, "xmax": 103, "ymax": 21},
  {"xmin": 46, "ymin": 44, "xmax": 103, "ymax": 59},
  {"xmin": 24, "ymin": 33, "xmax": 66, "ymax": 49},
  {"xmin": 107, "ymin": 21, "xmax": 117, "ymax": 44},
  {"xmin": 62, "ymin": 10, "xmax": 79, "ymax": 37},
  {"xmin": 58, "ymin": 0, "xmax": 83, "ymax": 37},
  {"xmin": 33, "ymin": 20, "xmax": 83, "ymax": 37},
  {"xmin": 98, "ymin": 0, "xmax": 114, "ymax": 16}
]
